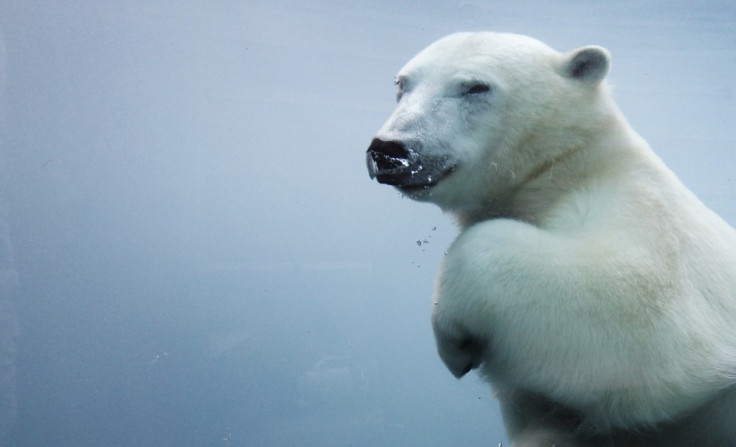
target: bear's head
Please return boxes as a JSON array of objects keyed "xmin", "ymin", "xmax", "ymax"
[{"xmin": 366, "ymin": 32, "xmax": 613, "ymax": 220}]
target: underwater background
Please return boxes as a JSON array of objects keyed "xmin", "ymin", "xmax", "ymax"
[{"xmin": 0, "ymin": 0, "xmax": 735, "ymax": 445}]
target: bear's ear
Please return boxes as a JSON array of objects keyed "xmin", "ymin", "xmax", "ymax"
[{"xmin": 559, "ymin": 46, "xmax": 611, "ymax": 85}]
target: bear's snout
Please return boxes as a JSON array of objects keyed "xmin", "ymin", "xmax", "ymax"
[
  {"xmin": 366, "ymin": 138, "xmax": 413, "ymax": 183},
  {"xmin": 366, "ymin": 138, "xmax": 454, "ymax": 191}
]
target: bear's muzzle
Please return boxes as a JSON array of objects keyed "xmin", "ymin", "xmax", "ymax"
[{"xmin": 366, "ymin": 138, "xmax": 454, "ymax": 191}]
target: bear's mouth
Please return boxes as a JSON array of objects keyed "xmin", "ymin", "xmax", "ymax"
[{"xmin": 395, "ymin": 166, "xmax": 456, "ymax": 192}]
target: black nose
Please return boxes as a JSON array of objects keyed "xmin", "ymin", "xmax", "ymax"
[{"xmin": 366, "ymin": 138, "xmax": 412, "ymax": 181}]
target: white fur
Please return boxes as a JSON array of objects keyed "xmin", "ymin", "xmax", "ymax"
[{"xmin": 370, "ymin": 32, "xmax": 736, "ymax": 445}]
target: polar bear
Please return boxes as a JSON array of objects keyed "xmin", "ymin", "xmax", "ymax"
[{"xmin": 366, "ymin": 32, "xmax": 736, "ymax": 446}]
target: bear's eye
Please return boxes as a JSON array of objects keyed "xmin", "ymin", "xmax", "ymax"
[
  {"xmin": 395, "ymin": 76, "xmax": 408, "ymax": 102},
  {"xmin": 464, "ymin": 83, "xmax": 491, "ymax": 96},
  {"xmin": 394, "ymin": 76, "xmax": 405, "ymax": 91}
]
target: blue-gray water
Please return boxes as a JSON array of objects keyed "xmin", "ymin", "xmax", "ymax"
[{"xmin": 0, "ymin": 1, "xmax": 734, "ymax": 446}]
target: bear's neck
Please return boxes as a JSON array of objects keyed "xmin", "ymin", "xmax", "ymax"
[{"xmin": 455, "ymin": 119, "xmax": 648, "ymax": 230}]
